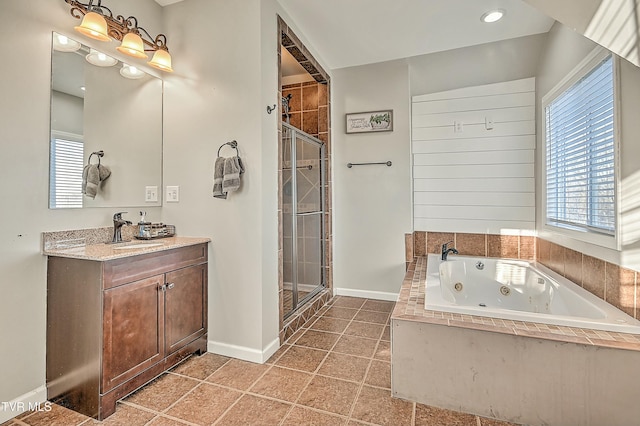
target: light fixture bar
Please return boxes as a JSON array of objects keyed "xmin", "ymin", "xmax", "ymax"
[{"xmin": 65, "ymin": 0, "xmax": 173, "ymax": 71}]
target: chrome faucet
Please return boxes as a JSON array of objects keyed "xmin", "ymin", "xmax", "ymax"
[
  {"xmin": 112, "ymin": 212, "xmax": 132, "ymax": 243},
  {"xmin": 441, "ymin": 241, "xmax": 459, "ymax": 261}
]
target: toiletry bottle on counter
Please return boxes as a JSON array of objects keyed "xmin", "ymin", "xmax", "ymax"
[{"xmin": 138, "ymin": 211, "xmax": 151, "ymax": 238}]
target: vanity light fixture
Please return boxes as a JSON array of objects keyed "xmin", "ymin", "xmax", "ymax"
[
  {"xmin": 65, "ymin": 0, "xmax": 174, "ymax": 72},
  {"xmin": 481, "ymin": 9, "xmax": 505, "ymax": 23},
  {"xmin": 53, "ymin": 33, "xmax": 81, "ymax": 52},
  {"xmin": 119, "ymin": 63, "xmax": 145, "ymax": 79},
  {"xmin": 85, "ymin": 48, "xmax": 117, "ymax": 67}
]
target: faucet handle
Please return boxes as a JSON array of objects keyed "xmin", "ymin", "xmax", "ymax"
[
  {"xmin": 113, "ymin": 211, "xmax": 128, "ymax": 220},
  {"xmin": 442, "ymin": 240, "xmax": 454, "ymax": 251}
]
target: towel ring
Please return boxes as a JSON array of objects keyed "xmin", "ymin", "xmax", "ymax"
[
  {"xmin": 217, "ymin": 140, "xmax": 239, "ymax": 157},
  {"xmin": 88, "ymin": 150, "xmax": 104, "ymax": 166}
]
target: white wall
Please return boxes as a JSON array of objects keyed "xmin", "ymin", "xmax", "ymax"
[
  {"xmin": 0, "ymin": 0, "xmax": 163, "ymax": 419},
  {"xmin": 332, "ymin": 60, "xmax": 412, "ymax": 299},
  {"xmin": 160, "ymin": 0, "xmax": 330, "ymax": 361}
]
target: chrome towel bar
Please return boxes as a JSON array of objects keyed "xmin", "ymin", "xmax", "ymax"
[{"xmin": 347, "ymin": 161, "xmax": 392, "ymax": 168}]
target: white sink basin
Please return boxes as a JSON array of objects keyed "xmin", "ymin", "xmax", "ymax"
[{"xmin": 112, "ymin": 242, "xmax": 164, "ymax": 250}]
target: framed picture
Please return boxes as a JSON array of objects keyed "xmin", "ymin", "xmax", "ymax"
[{"xmin": 345, "ymin": 110, "xmax": 393, "ymax": 134}]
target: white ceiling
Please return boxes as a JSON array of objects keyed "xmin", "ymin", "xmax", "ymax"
[
  {"xmin": 155, "ymin": 0, "xmax": 554, "ymax": 70},
  {"xmin": 278, "ymin": 0, "xmax": 554, "ymax": 69}
]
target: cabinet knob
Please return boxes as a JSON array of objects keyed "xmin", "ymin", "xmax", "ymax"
[
  {"xmin": 167, "ymin": 283, "xmax": 175, "ymax": 290},
  {"xmin": 160, "ymin": 284, "xmax": 167, "ymax": 291}
]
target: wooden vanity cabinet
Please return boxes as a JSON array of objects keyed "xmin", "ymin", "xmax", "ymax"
[{"xmin": 47, "ymin": 243, "xmax": 208, "ymax": 420}]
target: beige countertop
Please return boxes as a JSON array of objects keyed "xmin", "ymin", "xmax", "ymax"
[{"xmin": 43, "ymin": 236, "xmax": 210, "ymax": 261}]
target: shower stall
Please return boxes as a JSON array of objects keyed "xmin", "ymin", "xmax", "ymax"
[{"xmin": 282, "ymin": 122, "xmax": 326, "ymax": 319}]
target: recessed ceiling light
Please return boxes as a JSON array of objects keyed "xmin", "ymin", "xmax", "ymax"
[{"xmin": 481, "ymin": 9, "xmax": 505, "ymax": 23}]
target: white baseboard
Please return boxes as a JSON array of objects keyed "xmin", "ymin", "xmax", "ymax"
[
  {"xmin": 333, "ymin": 287, "xmax": 399, "ymax": 301},
  {"xmin": 0, "ymin": 385, "xmax": 47, "ymax": 424},
  {"xmin": 208, "ymin": 337, "xmax": 280, "ymax": 364}
]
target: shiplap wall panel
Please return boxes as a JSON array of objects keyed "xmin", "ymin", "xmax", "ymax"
[
  {"xmin": 414, "ymin": 178, "xmax": 534, "ymax": 193},
  {"xmin": 414, "ymin": 192, "xmax": 535, "ymax": 207},
  {"xmin": 412, "ymin": 135, "xmax": 535, "ymax": 154},
  {"xmin": 412, "ymin": 77, "xmax": 536, "ymax": 233}
]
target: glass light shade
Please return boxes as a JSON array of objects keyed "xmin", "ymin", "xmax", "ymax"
[
  {"xmin": 116, "ymin": 33, "xmax": 148, "ymax": 59},
  {"xmin": 148, "ymin": 49, "xmax": 173, "ymax": 72},
  {"xmin": 74, "ymin": 12, "xmax": 110, "ymax": 41},
  {"xmin": 120, "ymin": 63, "xmax": 145, "ymax": 79},
  {"xmin": 86, "ymin": 48, "xmax": 118, "ymax": 67},
  {"xmin": 53, "ymin": 33, "xmax": 81, "ymax": 52}
]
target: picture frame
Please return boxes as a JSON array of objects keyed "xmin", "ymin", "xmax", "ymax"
[{"xmin": 345, "ymin": 110, "xmax": 393, "ymax": 134}]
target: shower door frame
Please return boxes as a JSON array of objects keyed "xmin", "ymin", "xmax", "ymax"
[{"xmin": 283, "ymin": 122, "xmax": 326, "ymax": 320}]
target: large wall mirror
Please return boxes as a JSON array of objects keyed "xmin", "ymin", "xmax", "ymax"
[{"xmin": 49, "ymin": 32, "xmax": 162, "ymax": 209}]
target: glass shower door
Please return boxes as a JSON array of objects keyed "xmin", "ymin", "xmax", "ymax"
[{"xmin": 282, "ymin": 123, "xmax": 325, "ymax": 319}]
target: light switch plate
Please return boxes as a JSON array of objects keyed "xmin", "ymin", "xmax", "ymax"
[
  {"xmin": 145, "ymin": 186, "xmax": 158, "ymax": 202},
  {"xmin": 166, "ymin": 186, "xmax": 179, "ymax": 203}
]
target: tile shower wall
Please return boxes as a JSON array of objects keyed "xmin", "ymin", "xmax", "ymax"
[
  {"xmin": 406, "ymin": 231, "xmax": 638, "ymax": 320},
  {"xmin": 282, "ymin": 81, "xmax": 329, "ymax": 142},
  {"xmin": 278, "ymin": 17, "xmax": 333, "ymax": 343}
]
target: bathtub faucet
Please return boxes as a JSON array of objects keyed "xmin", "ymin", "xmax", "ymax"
[{"xmin": 441, "ymin": 241, "xmax": 459, "ymax": 261}]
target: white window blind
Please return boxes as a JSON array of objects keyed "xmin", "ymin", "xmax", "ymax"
[
  {"xmin": 545, "ymin": 55, "xmax": 615, "ymax": 235},
  {"xmin": 49, "ymin": 137, "xmax": 84, "ymax": 209}
]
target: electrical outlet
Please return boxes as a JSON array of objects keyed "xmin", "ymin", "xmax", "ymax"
[
  {"xmin": 454, "ymin": 121, "xmax": 464, "ymax": 133},
  {"xmin": 145, "ymin": 186, "xmax": 158, "ymax": 202},
  {"xmin": 166, "ymin": 186, "xmax": 179, "ymax": 203}
]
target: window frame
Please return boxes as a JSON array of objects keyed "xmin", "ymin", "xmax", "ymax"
[
  {"xmin": 541, "ymin": 47, "xmax": 621, "ymax": 250},
  {"xmin": 49, "ymin": 130, "xmax": 84, "ymax": 209}
]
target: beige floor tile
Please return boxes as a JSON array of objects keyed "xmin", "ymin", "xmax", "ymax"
[
  {"xmin": 206, "ymin": 359, "xmax": 270, "ymax": 391},
  {"xmin": 365, "ymin": 360, "xmax": 391, "ymax": 389},
  {"xmin": 332, "ymin": 335, "xmax": 378, "ymax": 358},
  {"xmin": 353, "ymin": 310, "xmax": 390, "ymax": 325},
  {"xmin": 265, "ymin": 343, "xmax": 291, "ymax": 364},
  {"xmin": 87, "ymin": 404, "xmax": 155, "ymax": 425},
  {"xmin": 374, "ymin": 341, "xmax": 391, "ymax": 362},
  {"xmin": 249, "ymin": 366, "xmax": 312, "ymax": 402},
  {"xmin": 275, "ymin": 345, "xmax": 328, "ymax": 372},
  {"xmin": 281, "ymin": 406, "xmax": 346, "ymax": 425},
  {"xmin": 362, "ymin": 300, "xmax": 396, "ymax": 313},
  {"xmin": 146, "ymin": 416, "xmax": 192, "ymax": 425},
  {"xmin": 381, "ymin": 326, "xmax": 391, "ymax": 341},
  {"xmin": 414, "ymin": 403, "xmax": 478, "ymax": 426},
  {"xmin": 215, "ymin": 395, "xmax": 291, "ymax": 426},
  {"xmin": 310, "ymin": 317, "xmax": 351, "ymax": 333},
  {"xmin": 324, "ymin": 307, "xmax": 359, "ymax": 320},
  {"xmin": 15, "ymin": 404, "xmax": 88, "ymax": 426},
  {"xmin": 295, "ymin": 329, "xmax": 341, "ymax": 351},
  {"xmin": 317, "ymin": 352, "xmax": 370, "ymax": 382},
  {"xmin": 350, "ymin": 386, "xmax": 413, "ymax": 426},
  {"xmin": 170, "ymin": 353, "xmax": 230, "ymax": 380},
  {"xmin": 331, "ymin": 296, "xmax": 366, "ymax": 309},
  {"xmin": 124, "ymin": 374, "xmax": 200, "ymax": 412},
  {"xmin": 297, "ymin": 376, "xmax": 359, "ymax": 416},
  {"xmin": 165, "ymin": 383, "xmax": 241, "ymax": 425},
  {"xmin": 344, "ymin": 321, "xmax": 385, "ymax": 340}
]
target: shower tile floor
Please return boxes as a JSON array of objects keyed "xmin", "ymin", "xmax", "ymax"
[{"xmin": 5, "ymin": 297, "xmax": 519, "ymax": 426}]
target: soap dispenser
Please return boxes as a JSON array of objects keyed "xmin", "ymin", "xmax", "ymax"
[{"xmin": 138, "ymin": 211, "xmax": 151, "ymax": 238}]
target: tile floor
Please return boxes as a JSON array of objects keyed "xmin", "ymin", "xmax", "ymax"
[{"xmin": 4, "ymin": 296, "xmax": 518, "ymax": 426}]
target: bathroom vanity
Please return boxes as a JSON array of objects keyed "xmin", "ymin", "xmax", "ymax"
[{"xmin": 44, "ymin": 237, "xmax": 209, "ymax": 420}]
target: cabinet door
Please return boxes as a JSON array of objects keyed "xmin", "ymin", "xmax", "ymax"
[
  {"xmin": 102, "ymin": 274, "xmax": 164, "ymax": 392},
  {"xmin": 165, "ymin": 264, "xmax": 207, "ymax": 354}
]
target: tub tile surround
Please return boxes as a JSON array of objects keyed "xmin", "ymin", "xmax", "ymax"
[
  {"xmin": 394, "ymin": 256, "xmax": 640, "ymax": 350},
  {"xmin": 407, "ymin": 231, "xmax": 638, "ymax": 320},
  {"xmin": 393, "ymin": 255, "xmax": 640, "ymax": 424}
]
